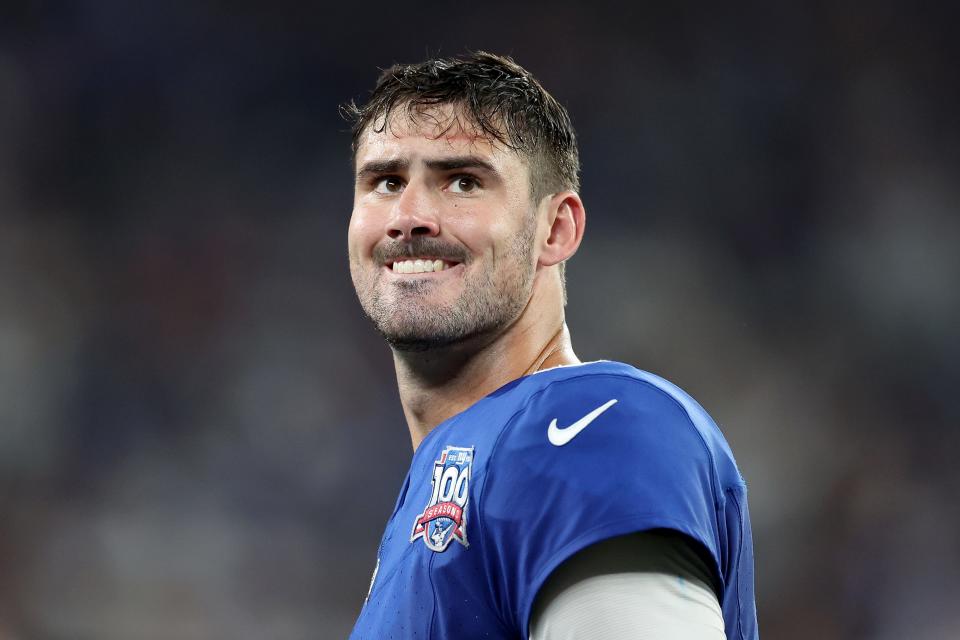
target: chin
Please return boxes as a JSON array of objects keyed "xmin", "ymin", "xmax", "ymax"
[
  {"xmin": 380, "ymin": 329, "xmax": 459, "ymax": 352},
  {"xmin": 377, "ymin": 320, "xmax": 460, "ymax": 352}
]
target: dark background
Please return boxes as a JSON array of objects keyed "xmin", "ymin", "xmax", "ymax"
[{"xmin": 1, "ymin": 2, "xmax": 958, "ymax": 638}]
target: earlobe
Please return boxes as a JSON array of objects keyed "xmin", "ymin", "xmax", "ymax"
[{"xmin": 539, "ymin": 191, "xmax": 586, "ymax": 267}]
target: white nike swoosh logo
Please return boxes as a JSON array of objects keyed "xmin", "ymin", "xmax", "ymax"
[{"xmin": 547, "ymin": 399, "xmax": 619, "ymax": 446}]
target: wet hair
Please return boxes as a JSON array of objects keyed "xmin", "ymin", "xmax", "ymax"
[{"xmin": 342, "ymin": 51, "xmax": 580, "ymax": 201}]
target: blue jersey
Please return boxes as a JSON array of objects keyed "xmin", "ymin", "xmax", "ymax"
[{"xmin": 351, "ymin": 361, "xmax": 758, "ymax": 639}]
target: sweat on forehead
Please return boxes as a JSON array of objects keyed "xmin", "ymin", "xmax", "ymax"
[{"xmin": 355, "ymin": 102, "xmax": 517, "ymax": 156}]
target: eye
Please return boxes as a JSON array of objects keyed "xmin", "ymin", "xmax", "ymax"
[
  {"xmin": 373, "ymin": 176, "xmax": 404, "ymax": 194},
  {"xmin": 448, "ymin": 175, "xmax": 480, "ymax": 194}
]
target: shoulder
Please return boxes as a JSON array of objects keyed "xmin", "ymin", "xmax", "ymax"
[
  {"xmin": 476, "ymin": 362, "xmax": 742, "ymax": 632},
  {"xmin": 490, "ymin": 361, "xmax": 741, "ymax": 489}
]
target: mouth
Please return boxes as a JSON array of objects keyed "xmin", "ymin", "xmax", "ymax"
[{"xmin": 386, "ymin": 258, "xmax": 461, "ymax": 274}]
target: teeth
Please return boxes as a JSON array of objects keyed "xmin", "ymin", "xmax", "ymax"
[{"xmin": 391, "ymin": 259, "xmax": 451, "ymax": 274}]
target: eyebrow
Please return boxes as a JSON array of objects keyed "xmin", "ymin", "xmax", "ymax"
[
  {"xmin": 355, "ymin": 155, "xmax": 498, "ymax": 181},
  {"xmin": 424, "ymin": 156, "xmax": 497, "ymax": 174},
  {"xmin": 356, "ymin": 158, "xmax": 409, "ymax": 181}
]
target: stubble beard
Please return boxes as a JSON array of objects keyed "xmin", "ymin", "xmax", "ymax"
[{"xmin": 353, "ymin": 222, "xmax": 536, "ymax": 353}]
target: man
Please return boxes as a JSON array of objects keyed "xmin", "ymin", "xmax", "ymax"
[{"xmin": 345, "ymin": 52, "xmax": 758, "ymax": 639}]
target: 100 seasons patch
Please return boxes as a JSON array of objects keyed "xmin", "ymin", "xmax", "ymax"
[{"xmin": 410, "ymin": 446, "xmax": 474, "ymax": 552}]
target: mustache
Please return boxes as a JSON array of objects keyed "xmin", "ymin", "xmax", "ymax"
[{"xmin": 373, "ymin": 238, "xmax": 470, "ymax": 264}]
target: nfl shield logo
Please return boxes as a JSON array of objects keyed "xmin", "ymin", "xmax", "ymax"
[{"xmin": 411, "ymin": 446, "xmax": 474, "ymax": 552}]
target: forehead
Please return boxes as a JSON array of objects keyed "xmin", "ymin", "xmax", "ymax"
[{"xmin": 354, "ymin": 105, "xmax": 528, "ymax": 174}]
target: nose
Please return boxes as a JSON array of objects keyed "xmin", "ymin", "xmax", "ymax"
[{"xmin": 386, "ymin": 182, "xmax": 440, "ymax": 240}]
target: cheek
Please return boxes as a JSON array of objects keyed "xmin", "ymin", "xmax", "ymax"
[
  {"xmin": 449, "ymin": 206, "xmax": 516, "ymax": 254},
  {"xmin": 348, "ymin": 209, "xmax": 377, "ymax": 256}
]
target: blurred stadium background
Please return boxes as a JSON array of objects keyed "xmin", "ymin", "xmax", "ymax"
[{"xmin": 1, "ymin": 2, "xmax": 958, "ymax": 638}]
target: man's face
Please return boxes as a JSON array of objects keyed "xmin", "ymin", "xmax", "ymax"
[{"xmin": 348, "ymin": 107, "xmax": 540, "ymax": 352}]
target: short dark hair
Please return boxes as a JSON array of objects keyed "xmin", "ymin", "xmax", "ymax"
[{"xmin": 342, "ymin": 51, "xmax": 580, "ymax": 201}]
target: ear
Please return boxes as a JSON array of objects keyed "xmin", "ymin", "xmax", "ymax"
[{"xmin": 539, "ymin": 191, "xmax": 585, "ymax": 267}]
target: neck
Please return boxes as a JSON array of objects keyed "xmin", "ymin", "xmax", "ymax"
[{"xmin": 392, "ymin": 291, "xmax": 579, "ymax": 450}]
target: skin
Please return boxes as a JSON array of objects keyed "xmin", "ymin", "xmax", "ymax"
[{"xmin": 348, "ymin": 106, "xmax": 586, "ymax": 449}]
